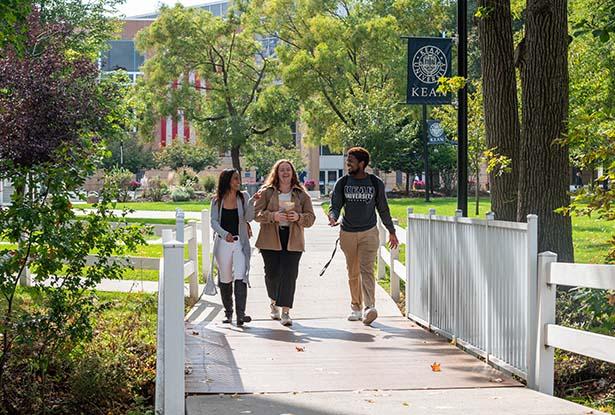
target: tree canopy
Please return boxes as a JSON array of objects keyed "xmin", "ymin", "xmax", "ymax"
[{"xmin": 134, "ymin": 4, "xmax": 298, "ymax": 172}]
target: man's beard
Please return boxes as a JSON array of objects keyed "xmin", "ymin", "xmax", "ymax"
[{"xmin": 348, "ymin": 166, "xmax": 358, "ymax": 176}]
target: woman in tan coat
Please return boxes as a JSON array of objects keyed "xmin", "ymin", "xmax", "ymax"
[{"xmin": 254, "ymin": 159, "xmax": 315, "ymax": 326}]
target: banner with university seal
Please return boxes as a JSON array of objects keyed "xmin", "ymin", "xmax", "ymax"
[{"xmin": 406, "ymin": 37, "xmax": 452, "ymax": 105}]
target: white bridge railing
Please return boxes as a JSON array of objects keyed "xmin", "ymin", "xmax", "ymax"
[
  {"xmin": 377, "ymin": 207, "xmax": 615, "ymax": 394},
  {"xmin": 535, "ymin": 253, "xmax": 615, "ymax": 394},
  {"xmin": 378, "ymin": 208, "xmax": 539, "ymax": 383},
  {"xmin": 155, "ymin": 208, "xmax": 212, "ymax": 415}
]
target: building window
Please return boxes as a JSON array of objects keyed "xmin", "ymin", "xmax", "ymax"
[
  {"xmin": 290, "ymin": 122, "xmax": 299, "ymax": 146},
  {"xmin": 260, "ymin": 36, "xmax": 278, "ymax": 58},
  {"xmin": 320, "ymin": 145, "xmax": 343, "ymax": 156},
  {"xmin": 328, "ymin": 171, "xmax": 337, "ymax": 183},
  {"xmin": 101, "ymin": 40, "xmax": 144, "ymax": 73}
]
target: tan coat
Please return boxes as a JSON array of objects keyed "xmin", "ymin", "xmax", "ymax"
[{"xmin": 254, "ymin": 185, "xmax": 316, "ymax": 252}]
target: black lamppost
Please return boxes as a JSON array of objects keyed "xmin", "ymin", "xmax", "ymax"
[{"xmin": 457, "ymin": 0, "xmax": 468, "ymax": 216}]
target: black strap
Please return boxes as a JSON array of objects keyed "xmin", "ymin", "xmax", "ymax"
[{"xmin": 319, "ymin": 238, "xmax": 340, "ymax": 277}]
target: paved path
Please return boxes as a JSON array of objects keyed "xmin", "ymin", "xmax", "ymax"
[{"xmin": 184, "ymin": 213, "xmax": 605, "ymax": 414}]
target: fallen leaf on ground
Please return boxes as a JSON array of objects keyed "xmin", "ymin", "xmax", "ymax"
[
  {"xmin": 295, "ymin": 346, "xmax": 305, "ymax": 352},
  {"xmin": 402, "ymin": 402, "xmax": 410, "ymax": 407},
  {"xmin": 450, "ymin": 338, "xmax": 457, "ymax": 346},
  {"xmin": 431, "ymin": 362, "xmax": 441, "ymax": 372},
  {"xmin": 489, "ymin": 378, "xmax": 503, "ymax": 383},
  {"xmin": 192, "ymin": 331, "xmax": 199, "ymax": 335},
  {"xmin": 365, "ymin": 399, "xmax": 375, "ymax": 403}
]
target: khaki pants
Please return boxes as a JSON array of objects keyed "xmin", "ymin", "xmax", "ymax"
[{"xmin": 339, "ymin": 226, "xmax": 380, "ymax": 310}]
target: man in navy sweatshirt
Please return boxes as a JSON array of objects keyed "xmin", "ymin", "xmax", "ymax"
[{"xmin": 328, "ymin": 147, "xmax": 399, "ymax": 325}]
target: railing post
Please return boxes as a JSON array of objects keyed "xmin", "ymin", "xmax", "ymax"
[
  {"xmin": 390, "ymin": 218, "xmax": 400, "ymax": 302},
  {"xmin": 535, "ymin": 251, "xmax": 557, "ymax": 394},
  {"xmin": 377, "ymin": 216, "xmax": 386, "ymax": 280},
  {"xmin": 454, "ymin": 209, "xmax": 462, "ymax": 341},
  {"xmin": 175, "ymin": 208, "xmax": 184, "ymax": 242},
  {"xmin": 188, "ymin": 220, "xmax": 199, "ymax": 303},
  {"xmin": 526, "ymin": 214, "xmax": 539, "ymax": 389},
  {"xmin": 485, "ymin": 212, "xmax": 495, "ymax": 364},
  {"xmin": 406, "ymin": 207, "xmax": 413, "ymax": 317},
  {"xmin": 428, "ymin": 208, "xmax": 436, "ymax": 328},
  {"xmin": 162, "ymin": 239, "xmax": 185, "ymax": 415},
  {"xmin": 18, "ymin": 265, "xmax": 31, "ymax": 287},
  {"xmin": 201, "ymin": 209, "xmax": 211, "ymax": 284}
]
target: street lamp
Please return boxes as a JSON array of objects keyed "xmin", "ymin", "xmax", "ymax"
[{"xmin": 457, "ymin": 0, "xmax": 468, "ymax": 216}]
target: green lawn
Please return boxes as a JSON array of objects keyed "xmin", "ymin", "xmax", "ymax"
[
  {"xmin": 323, "ymin": 197, "xmax": 615, "ymax": 264},
  {"xmin": 80, "ymin": 201, "xmax": 210, "ymax": 212}
]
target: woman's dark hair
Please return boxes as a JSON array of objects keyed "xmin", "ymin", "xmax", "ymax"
[
  {"xmin": 347, "ymin": 146, "xmax": 370, "ymax": 167},
  {"xmin": 216, "ymin": 169, "xmax": 243, "ymax": 203}
]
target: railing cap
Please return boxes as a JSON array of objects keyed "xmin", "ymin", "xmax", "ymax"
[{"xmin": 163, "ymin": 240, "xmax": 184, "ymax": 248}]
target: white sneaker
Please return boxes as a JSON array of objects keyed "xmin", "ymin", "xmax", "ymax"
[
  {"xmin": 281, "ymin": 311, "xmax": 292, "ymax": 326},
  {"xmin": 348, "ymin": 309, "xmax": 362, "ymax": 321},
  {"xmin": 363, "ymin": 307, "xmax": 378, "ymax": 325},
  {"xmin": 270, "ymin": 304, "xmax": 281, "ymax": 320}
]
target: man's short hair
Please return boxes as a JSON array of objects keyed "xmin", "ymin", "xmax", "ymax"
[{"xmin": 347, "ymin": 147, "xmax": 370, "ymax": 167}]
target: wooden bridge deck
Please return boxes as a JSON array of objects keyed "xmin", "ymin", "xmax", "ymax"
[{"xmin": 184, "ymin": 212, "xmax": 605, "ymax": 415}]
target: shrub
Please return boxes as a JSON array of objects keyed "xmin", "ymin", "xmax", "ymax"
[
  {"xmin": 128, "ymin": 180, "xmax": 141, "ymax": 191},
  {"xmin": 176, "ymin": 167, "xmax": 199, "ymax": 188},
  {"xmin": 103, "ymin": 168, "xmax": 134, "ymax": 202},
  {"xmin": 171, "ymin": 186, "xmax": 194, "ymax": 202},
  {"xmin": 201, "ymin": 175, "xmax": 217, "ymax": 193},
  {"xmin": 144, "ymin": 177, "xmax": 168, "ymax": 202}
]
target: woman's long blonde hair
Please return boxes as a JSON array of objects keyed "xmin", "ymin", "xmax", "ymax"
[{"xmin": 263, "ymin": 159, "xmax": 303, "ymax": 191}]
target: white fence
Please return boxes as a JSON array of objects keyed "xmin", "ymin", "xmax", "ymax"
[
  {"xmin": 378, "ymin": 208, "xmax": 539, "ymax": 383},
  {"xmin": 155, "ymin": 208, "xmax": 213, "ymax": 415},
  {"xmin": 377, "ymin": 208, "xmax": 615, "ymax": 393},
  {"xmin": 535, "ymin": 252, "xmax": 615, "ymax": 394}
]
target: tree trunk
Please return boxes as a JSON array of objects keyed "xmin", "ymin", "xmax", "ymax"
[
  {"xmin": 518, "ymin": 0, "xmax": 574, "ymax": 262},
  {"xmin": 477, "ymin": 0, "xmax": 520, "ymax": 221},
  {"xmin": 405, "ymin": 172, "xmax": 410, "ymax": 195},
  {"xmin": 230, "ymin": 145, "xmax": 241, "ymax": 173}
]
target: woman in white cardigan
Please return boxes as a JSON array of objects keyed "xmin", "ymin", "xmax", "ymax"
[{"xmin": 210, "ymin": 169, "xmax": 256, "ymax": 326}]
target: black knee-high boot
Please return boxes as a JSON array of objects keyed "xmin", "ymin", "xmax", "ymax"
[
  {"xmin": 219, "ymin": 282, "xmax": 233, "ymax": 324},
  {"xmin": 234, "ymin": 280, "xmax": 251, "ymax": 326}
]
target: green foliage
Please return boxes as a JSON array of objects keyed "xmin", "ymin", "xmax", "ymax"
[
  {"xmin": 0, "ymin": 0, "xmax": 31, "ymax": 53},
  {"xmin": 134, "ymin": 4, "xmax": 298, "ymax": 170},
  {"xmin": 104, "ymin": 133, "xmax": 155, "ymax": 173},
  {"xmin": 144, "ymin": 177, "xmax": 168, "ymax": 202},
  {"xmin": 245, "ymin": 139, "xmax": 306, "ymax": 178},
  {"xmin": 36, "ymin": 0, "xmax": 124, "ymax": 59},
  {"xmin": 565, "ymin": 9, "xmax": 615, "ymax": 263},
  {"xmin": 176, "ymin": 167, "xmax": 199, "ymax": 189},
  {"xmin": 201, "ymin": 176, "xmax": 217, "ymax": 193},
  {"xmin": 436, "ymin": 76, "xmax": 467, "ymax": 95},
  {"xmin": 154, "ymin": 141, "xmax": 219, "ymax": 172},
  {"xmin": 103, "ymin": 167, "xmax": 134, "ymax": 203},
  {"xmin": 249, "ymin": 0, "xmax": 451, "ymax": 148},
  {"xmin": 4, "ymin": 290, "xmax": 156, "ymax": 413},
  {"xmin": 171, "ymin": 186, "xmax": 194, "ymax": 202},
  {"xmin": 572, "ymin": 0, "xmax": 615, "ymax": 41}
]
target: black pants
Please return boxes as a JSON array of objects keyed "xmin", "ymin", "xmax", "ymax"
[{"xmin": 261, "ymin": 227, "xmax": 302, "ymax": 308}]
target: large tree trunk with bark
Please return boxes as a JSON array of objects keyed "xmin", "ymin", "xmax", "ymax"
[
  {"xmin": 477, "ymin": 0, "xmax": 520, "ymax": 221},
  {"xmin": 230, "ymin": 145, "xmax": 241, "ymax": 173},
  {"xmin": 518, "ymin": 0, "xmax": 574, "ymax": 262}
]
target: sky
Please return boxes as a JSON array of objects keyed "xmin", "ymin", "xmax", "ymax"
[{"xmin": 116, "ymin": 0, "xmax": 216, "ymax": 17}]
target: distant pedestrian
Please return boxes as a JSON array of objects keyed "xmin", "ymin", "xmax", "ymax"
[
  {"xmin": 328, "ymin": 147, "xmax": 398, "ymax": 326},
  {"xmin": 211, "ymin": 169, "xmax": 256, "ymax": 326},
  {"xmin": 254, "ymin": 160, "xmax": 316, "ymax": 326}
]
